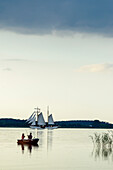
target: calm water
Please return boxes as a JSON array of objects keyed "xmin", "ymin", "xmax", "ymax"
[{"xmin": 0, "ymin": 128, "xmax": 113, "ymax": 170}]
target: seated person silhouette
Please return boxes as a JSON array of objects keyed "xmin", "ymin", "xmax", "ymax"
[
  {"xmin": 28, "ymin": 133, "xmax": 32, "ymax": 140},
  {"xmin": 21, "ymin": 133, "xmax": 25, "ymax": 140}
]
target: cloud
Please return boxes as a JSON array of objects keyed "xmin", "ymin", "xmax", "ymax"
[
  {"xmin": 76, "ymin": 63, "xmax": 113, "ymax": 73},
  {"xmin": 2, "ymin": 59, "xmax": 29, "ymax": 62},
  {"xmin": 3, "ymin": 67, "xmax": 12, "ymax": 71},
  {"xmin": 0, "ymin": 0, "xmax": 113, "ymax": 35}
]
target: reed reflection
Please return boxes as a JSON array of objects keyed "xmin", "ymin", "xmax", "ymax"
[
  {"xmin": 91, "ymin": 145, "xmax": 113, "ymax": 160},
  {"xmin": 90, "ymin": 131, "xmax": 113, "ymax": 161}
]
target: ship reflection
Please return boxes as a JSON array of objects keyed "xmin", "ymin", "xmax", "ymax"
[
  {"xmin": 18, "ymin": 143, "xmax": 38, "ymax": 154},
  {"xmin": 91, "ymin": 145, "xmax": 113, "ymax": 161},
  {"xmin": 36, "ymin": 129, "xmax": 53, "ymax": 151},
  {"xmin": 37, "ymin": 130, "xmax": 44, "ymax": 146},
  {"xmin": 47, "ymin": 130, "xmax": 53, "ymax": 151}
]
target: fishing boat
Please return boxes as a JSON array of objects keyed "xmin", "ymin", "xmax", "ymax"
[
  {"xmin": 17, "ymin": 138, "xmax": 39, "ymax": 145},
  {"xmin": 26, "ymin": 107, "xmax": 46, "ymax": 129},
  {"xmin": 46, "ymin": 106, "xmax": 58, "ymax": 129}
]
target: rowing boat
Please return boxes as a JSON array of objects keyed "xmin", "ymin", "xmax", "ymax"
[{"xmin": 17, "ymin": 138, "xmax": 39, "ymax": 145}]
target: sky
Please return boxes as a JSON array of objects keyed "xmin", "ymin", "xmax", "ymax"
[{"xmin": 0, "ymin": 0, "xmax": 113, "ymax": 123}]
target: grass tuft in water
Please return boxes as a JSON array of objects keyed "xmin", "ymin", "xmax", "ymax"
[
  {"xmin": 90, "ymin": 131, "xmax": 113, "ymax": 159},
  {"xmin": 90, "ymin": 131, "xmax": 113, "ymax": 148}
]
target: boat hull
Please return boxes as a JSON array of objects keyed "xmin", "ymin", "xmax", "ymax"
[
  {"xmin": 30, "ymin": 125, "xmax": 45, "ymax": 129},
  {"xmin": 45, "ymin": 126, "xmax": 58, "ymax": 129},
  {"xmin": 17, "ymin": 138, "xmax": 39, "ymax": 145},
  {"xmin": 30, "ymin": 125, "xmax": 58, "ymax": 129}
]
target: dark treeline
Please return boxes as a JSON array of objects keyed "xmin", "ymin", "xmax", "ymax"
[
  {"xmin": 0, "ymin": 118, "xmax": 113, "ymax": 128},
  {"xmin": 55, "ymin": 120, "xmax": 113, "ymax": 128},
  {"xmin": 0, "ymin": 118, "xmax": 29, "ymax": 127}
]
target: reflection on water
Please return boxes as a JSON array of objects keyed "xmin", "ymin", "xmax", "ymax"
[
  {"xmin": 17, "ymin": 129, "xmax": 53, "ymax": 154},
  {"xmin": 90, "ymin": 131, "xmax": 113, "ymax": 161},
  {"xmin": 37, "ymin": 130, "xmax": 45, "ymax": 145},
  {"xmin": 17, "ymin": 143, "xmax": 39, "ymax": 154},
  {"xmin": 47, "ymin": 130, "xmax": 53, "ymax": 151},
  {"xmin": 37, "ymin": 129, "xmax": 53, "ymax": 151},
  {"xmin": 91, "ymin": 144, "xmax": 113, "ymax": 161}
]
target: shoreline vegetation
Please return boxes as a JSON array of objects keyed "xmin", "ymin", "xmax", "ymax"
[{"xmin": 0, "ymin": 118, "xmax": 113, "ymax": 128}]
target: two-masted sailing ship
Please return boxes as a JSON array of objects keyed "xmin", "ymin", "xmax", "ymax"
[{"xmin": 26, "ymin": 107, "xmax": 58, "ymax": 129}]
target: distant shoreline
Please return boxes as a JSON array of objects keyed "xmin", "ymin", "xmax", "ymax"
[{"xmin": 0, "ymin": 118, "xmax": 113, "ymax": 128}]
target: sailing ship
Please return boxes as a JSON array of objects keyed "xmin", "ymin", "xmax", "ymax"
[
  {"xmin": 26, "ymin": 107, "xmax": 58, "ymax": 129},
  {"xmin": 26, "ymin": 107, "xmax": 46, "ymax": 129}
]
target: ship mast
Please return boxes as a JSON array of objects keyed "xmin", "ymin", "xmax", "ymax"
[
  {"xmin": 34, "ymin": 107, "xmax": 40, "ymax": 125},
  {"xmin": 47, "ymin": 106, "xmax": 49, "ymax": 126}
]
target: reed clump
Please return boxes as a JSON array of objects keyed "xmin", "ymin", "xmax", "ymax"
[
  {"xmin": 90, "ymin": 131, "xmax": 113, "ymax": 159},
  {"xmin": 90, "ymin": 131, "xmax": 113, "ymax": 148}
]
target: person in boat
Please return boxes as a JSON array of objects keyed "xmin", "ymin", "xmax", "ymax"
[
  {"xmin": 21, "ymin": 133, "xmax": 25, "ymax": 140},
  {"xmin": 28, "ymin": 133, "xmax": 32, "ymax": 140}
]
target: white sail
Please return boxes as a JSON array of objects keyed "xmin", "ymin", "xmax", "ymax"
[
  {"xmin": 31, "ymin": 116, "xmax": 36, "ymax": 126},
  {"xmin": 26, "ymin": 111, "xmax": 35, "ymax": 123},
  {"xmin": 38, "ymin": 112, "xmax": 46, "ymax": 126},
  {"xmin": 28, "ymin": 114, "xmax": 36, "ymax": 124},
  {"xmin": 48, "ymin": 114, "xmax": 54, "ymax": 125}
]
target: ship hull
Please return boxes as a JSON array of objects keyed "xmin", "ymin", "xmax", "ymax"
[
  {"xmin": 17, "ymin": 138, "xmax": 39, "ymax": 145},
  {"xmin": 45, "ymin": 126, "xmax": 58, "ymax": 129},
  {"xmin": 30, "ymin": 125, "xmax": 45, "ymax": 129}
]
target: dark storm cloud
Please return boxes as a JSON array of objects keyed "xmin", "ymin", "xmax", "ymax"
[{"xmin": 0, "ymin": 0, "xmax": 113, "ymax": 35}]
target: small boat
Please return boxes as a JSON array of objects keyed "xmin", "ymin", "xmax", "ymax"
[{"xmin": 17, "ymin": 138, "xmax": 39, "ymax": 145}]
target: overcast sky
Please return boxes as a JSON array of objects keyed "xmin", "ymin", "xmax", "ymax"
[{"xmin": 0, "ymin": 0, "xmax": 113, "ymax": 123}]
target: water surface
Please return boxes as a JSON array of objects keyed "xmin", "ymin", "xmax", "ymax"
[{"xmin": 0, "ymin": 128, "xmax": 113, "ymax": 170}]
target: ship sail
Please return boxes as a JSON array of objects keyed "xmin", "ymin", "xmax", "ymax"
[
  {"xmin": 28, "ymin": 114, "xmax": 36, "ymax": 124},
  {"xmin": 38, "ymin": 112, "xmax": 46, "ymax": 126},
  {"xmin": 48, "ymin": 114, "xmax": 54, "ymax": 125},
  {"xmin": 31, "ymin": 116, "xmax": 36, "ymax": 126},
  {"xmin": 26, "ymin": 111, "xmax": 35, "ymax": 123}
]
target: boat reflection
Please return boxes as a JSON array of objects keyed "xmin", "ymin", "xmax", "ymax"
[
  {"xmin": 36, "ymin": 129, "xmax": 53, "ymax": 151},
  {"xmin": 37, "ymin": 130, "xmax": 44, "ymax": 144},
  {"xmin": 18, "ymin": 143, "xmax": 39, "ymax": 154},
  {"xmin": 47, "ymin": 130, "xmax": 53, "ymax": 151},
  {"xmin": 91, "ymin": 145, "xmax": 113, "ymax": 161}
]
